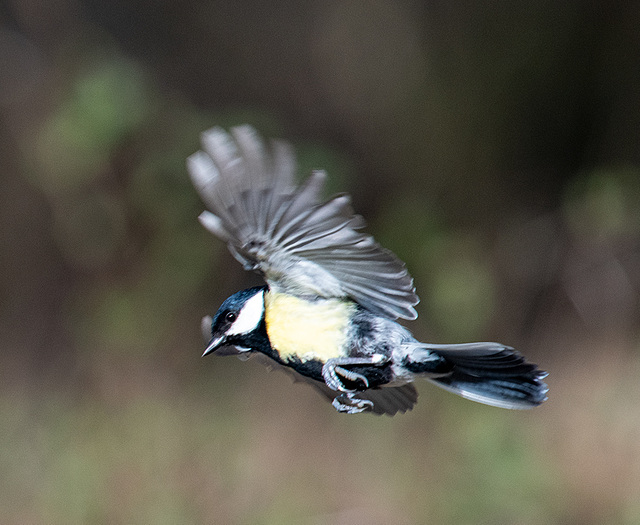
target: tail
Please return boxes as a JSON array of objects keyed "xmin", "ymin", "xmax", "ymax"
[{"xmin": 405, "ymin": 342, "xmax": 548, "ymax": 409}]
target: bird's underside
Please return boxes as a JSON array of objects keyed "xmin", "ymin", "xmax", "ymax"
[{"xmin": 249, "ymin": 352, "xmax": 419, "ymax": 416}]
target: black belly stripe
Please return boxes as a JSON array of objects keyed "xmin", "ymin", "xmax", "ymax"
[
  {"xmin": 284, "ymin": 355, "xmax": 394, "ymax": 390},
  {"xmin": 284, "ymin": 356, "xmax": 325, "ymax": 382}
]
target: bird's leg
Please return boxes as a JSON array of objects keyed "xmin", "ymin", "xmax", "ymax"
[
  {"xmin": 322, "ymin": 354, "xmax": 388, "ymax": 392},
  {"xmin": 332, "ymin": 393, "xmax": 374, "ymax": 414}
]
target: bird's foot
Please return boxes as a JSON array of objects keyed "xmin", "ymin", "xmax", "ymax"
[
  {"xmin": 322, "ymin": 354, "xmax": 388, "ymax": 392},
  {"xmin": 332, "ymin": 393, "xmax": 374, "ymax": 414}
]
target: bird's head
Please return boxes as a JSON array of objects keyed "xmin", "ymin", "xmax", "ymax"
[{"xmin": 201, "ymin": 286, "xmax": 268, "ymax": 358}]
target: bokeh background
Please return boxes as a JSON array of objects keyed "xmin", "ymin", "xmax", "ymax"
[{"xmin": 2, "ymin": 1, "xmax": 640, "ymax": 523}]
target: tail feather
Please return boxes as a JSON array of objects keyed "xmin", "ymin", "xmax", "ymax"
[{"xmin": 421, "ymin": 343, "xmax": 548, "ymax": 409}]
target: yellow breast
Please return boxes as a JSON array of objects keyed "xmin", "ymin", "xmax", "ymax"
[{"xmin": 264, "ymin": 291, "xmax": 356, "ymax": 363}]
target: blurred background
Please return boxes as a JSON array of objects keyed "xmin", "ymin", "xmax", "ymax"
[{"xmin": 1, "ymin": 1, "xmax": 640, "ymax": 523}]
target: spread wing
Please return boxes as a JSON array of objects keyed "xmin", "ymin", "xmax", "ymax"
[{"xmin": 188, "ymin": 125, "xmax": 419, "ymax": 320}]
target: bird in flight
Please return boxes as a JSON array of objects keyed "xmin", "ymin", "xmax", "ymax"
[{"xmin": 189, "ymin": 125, "xmax": 548, "ymax": 415}]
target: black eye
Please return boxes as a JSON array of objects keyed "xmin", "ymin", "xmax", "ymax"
[{"xmin": 225, "ymin": 312, "xmax": 237, "ymax": 323}]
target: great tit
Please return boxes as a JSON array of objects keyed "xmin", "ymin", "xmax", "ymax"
[{"xmin": 189, "ymin": 126, "xmax": 548, "ymax": 415}]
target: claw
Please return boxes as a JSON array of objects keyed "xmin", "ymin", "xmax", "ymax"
[
  {"xmin": 332, "ymin": 393, "xmax": 374, "ymax": 414},
  {"xmin": 322, "ymin": 354, "xmax": 389, "ymax": 393},
  {"xmin": 335, "ymin": 366, "xmax": 369, "ymax": 388},
  {"xmin": 323, "ymin": 365, "xmax": 351, "ymax": 392}
]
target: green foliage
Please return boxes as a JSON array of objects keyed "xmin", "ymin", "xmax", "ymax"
[
  {"xmin": 564, "ymin": 166, "xmax": 640, "ymax": 240},
  {"xmin": 31, "ymin": 56, "xmax": 150, "ymax": 195}
]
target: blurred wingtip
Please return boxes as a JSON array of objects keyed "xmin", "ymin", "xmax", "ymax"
[{"xmin": 198, "ymin": 211, "xmax": 231, "ymax": 241}]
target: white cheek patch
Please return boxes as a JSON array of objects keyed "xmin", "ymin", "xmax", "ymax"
[{"xmin": 227, "ymin": 290, "xmax": 265, "ymax": 335}]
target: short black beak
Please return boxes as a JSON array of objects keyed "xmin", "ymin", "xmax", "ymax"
[
  {"xmin": 202, "ymin": 335, "xmax": 226, "ymax": 357},
  {"xmin": 201, "ymin": 315, "xmax": 225, "ymax": 357}
]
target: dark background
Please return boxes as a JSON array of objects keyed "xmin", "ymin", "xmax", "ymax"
[{"xmin": 2, "ymin": 1, "xmax": 640, "ymax": 523}]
